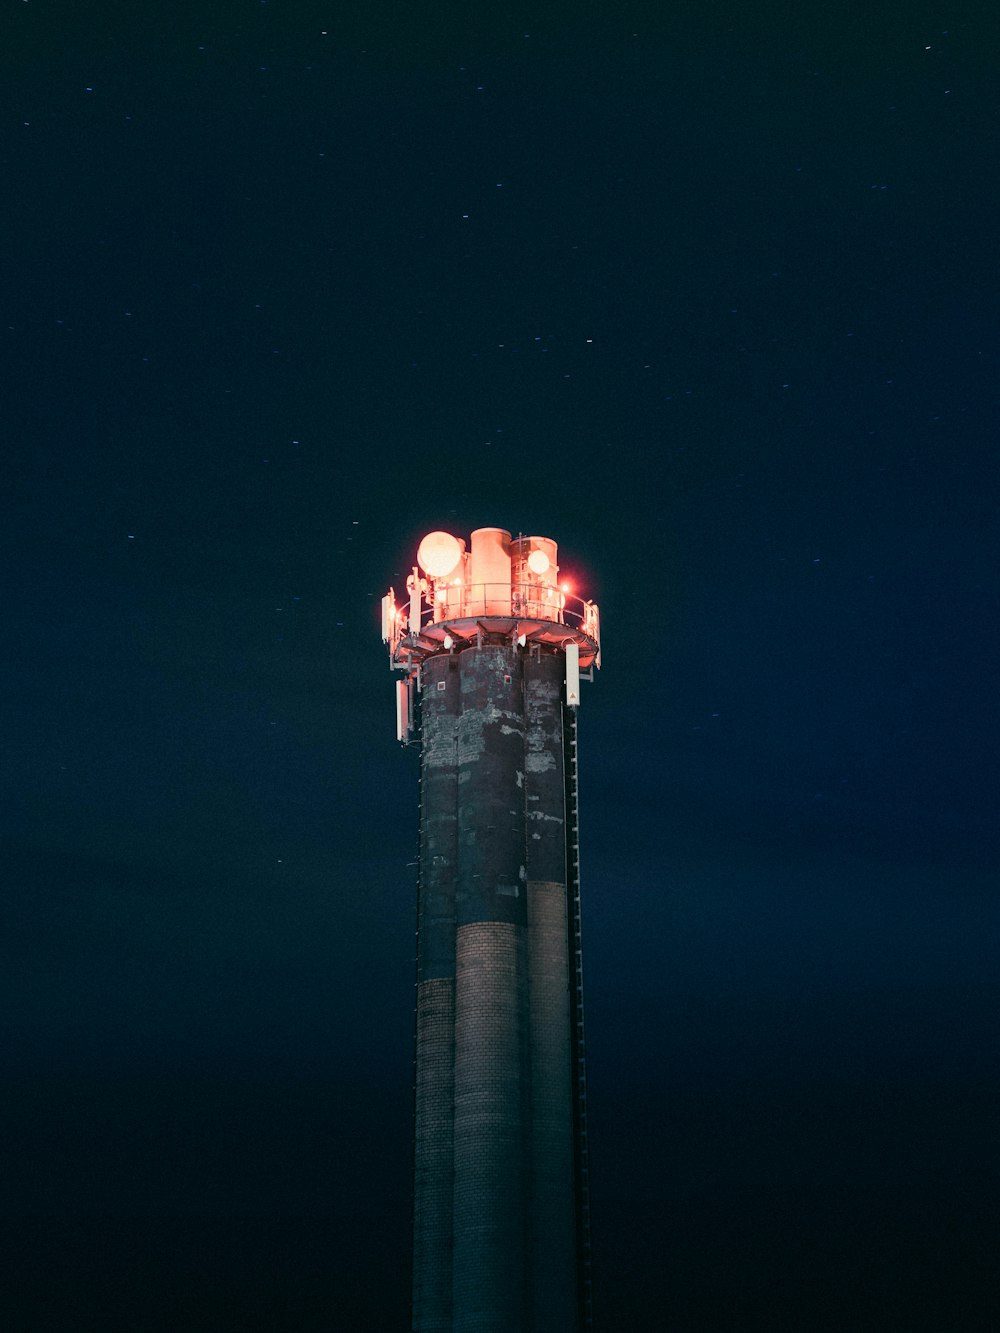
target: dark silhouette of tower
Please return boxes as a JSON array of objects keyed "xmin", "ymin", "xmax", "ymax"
[{"xmin": 382, "ymin": 527, "xmax": 601, "ymax": 1333}]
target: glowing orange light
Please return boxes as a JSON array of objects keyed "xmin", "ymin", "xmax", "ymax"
[{"xmin": 561, "ymin": 582, "xmax": 571, "ymax": 593}]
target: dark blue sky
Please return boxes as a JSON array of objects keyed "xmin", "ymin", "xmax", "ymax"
[{"xmin": 4, "ymin": 3, "xmax": 997, "ymax": 1329}]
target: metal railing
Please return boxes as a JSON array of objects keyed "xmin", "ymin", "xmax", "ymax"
[
  {"xmin": 386, "ymin": 580, "xmax": 600, "ymax": 664},
  {"xmin": 423, "ymin": 581, "xmax": 593, "ymax": 632}
]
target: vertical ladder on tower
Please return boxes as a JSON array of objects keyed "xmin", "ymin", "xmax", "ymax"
[{"xmin": 564, "ymin": 704, "xmax": 594, "ymax": 1332}]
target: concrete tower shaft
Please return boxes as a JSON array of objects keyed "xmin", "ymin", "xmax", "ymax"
[
  {"xmin": 523, "ymin": 651, "xmax": 577, "ymax": 1331},
  {"xmin": 452, "ymin": 647, "xmax": 529, "ymax": 1331},
  {"xmin": 383, "ymin": 527, "xmax": 600, "ymax": 1333},
  {"xmin": 412, "ymin": 652, "xmax": 459, "ymax": 1328}
]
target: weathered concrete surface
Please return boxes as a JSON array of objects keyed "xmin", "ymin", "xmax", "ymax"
[
  {"xmin": 411, "ymin": 643, "xmax": 582, "ymax": 1333},
  {"xmin": 455, "ymin": 647, "xmax": 526, "ymax": 929},
  {"xmin": 524, "ymin": 650, "xmax": 575, "ymax": 1331},
  {"xmin": 452, "ymin": 647, "xmax": 528, "ymax": 1331},
  {"xmin": 453, "ymin": 922, "xmax": 529, "ymax": 1332},
  {"xmin": 527, "ymin": 880, "xmax": 576, "ymax": 1333},
  {"xmin": 413, "ymin": 977, "xmax": 456, "ymax": 1333},
  {"xmin": 413, "ymin": 653, "xmax": 458, "ymax": 1331}
]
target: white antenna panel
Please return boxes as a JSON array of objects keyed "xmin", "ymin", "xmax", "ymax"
[
  {"xmin": 565, "ymin": 641, "xmax": 581, "ymax": 707},
  {"xmin": 396, "ymin": 679, "xmax": 411, "ymax": 743}
]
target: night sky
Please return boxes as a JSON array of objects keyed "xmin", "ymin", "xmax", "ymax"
[{"xmin": 4, "ymin": 3, "xmax": 998, "ymax": 1330}]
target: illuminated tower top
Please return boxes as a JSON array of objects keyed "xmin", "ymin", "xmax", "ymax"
[{"xmin": 381, "ymin": 526, "xmax": 601, "ymax": 741}]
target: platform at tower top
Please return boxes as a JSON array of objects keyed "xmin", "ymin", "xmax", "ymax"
[{"xmin": 386, "ymin": 580, "xmax": 600, "ymax": 674}]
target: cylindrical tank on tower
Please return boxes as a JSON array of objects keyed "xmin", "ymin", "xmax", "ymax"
[
  {"xmin": 511, "ymin": 535, "xmax": 560, "ymax": 621},
  {"xmin": 469, "ymin": 527, "xmax": 512, "ymax": 616}
]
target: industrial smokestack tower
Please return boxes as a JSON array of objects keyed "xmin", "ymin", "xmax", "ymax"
[{"xmin": 381, "ymin": 528, "xmax": 601, "ymax": 1333}]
